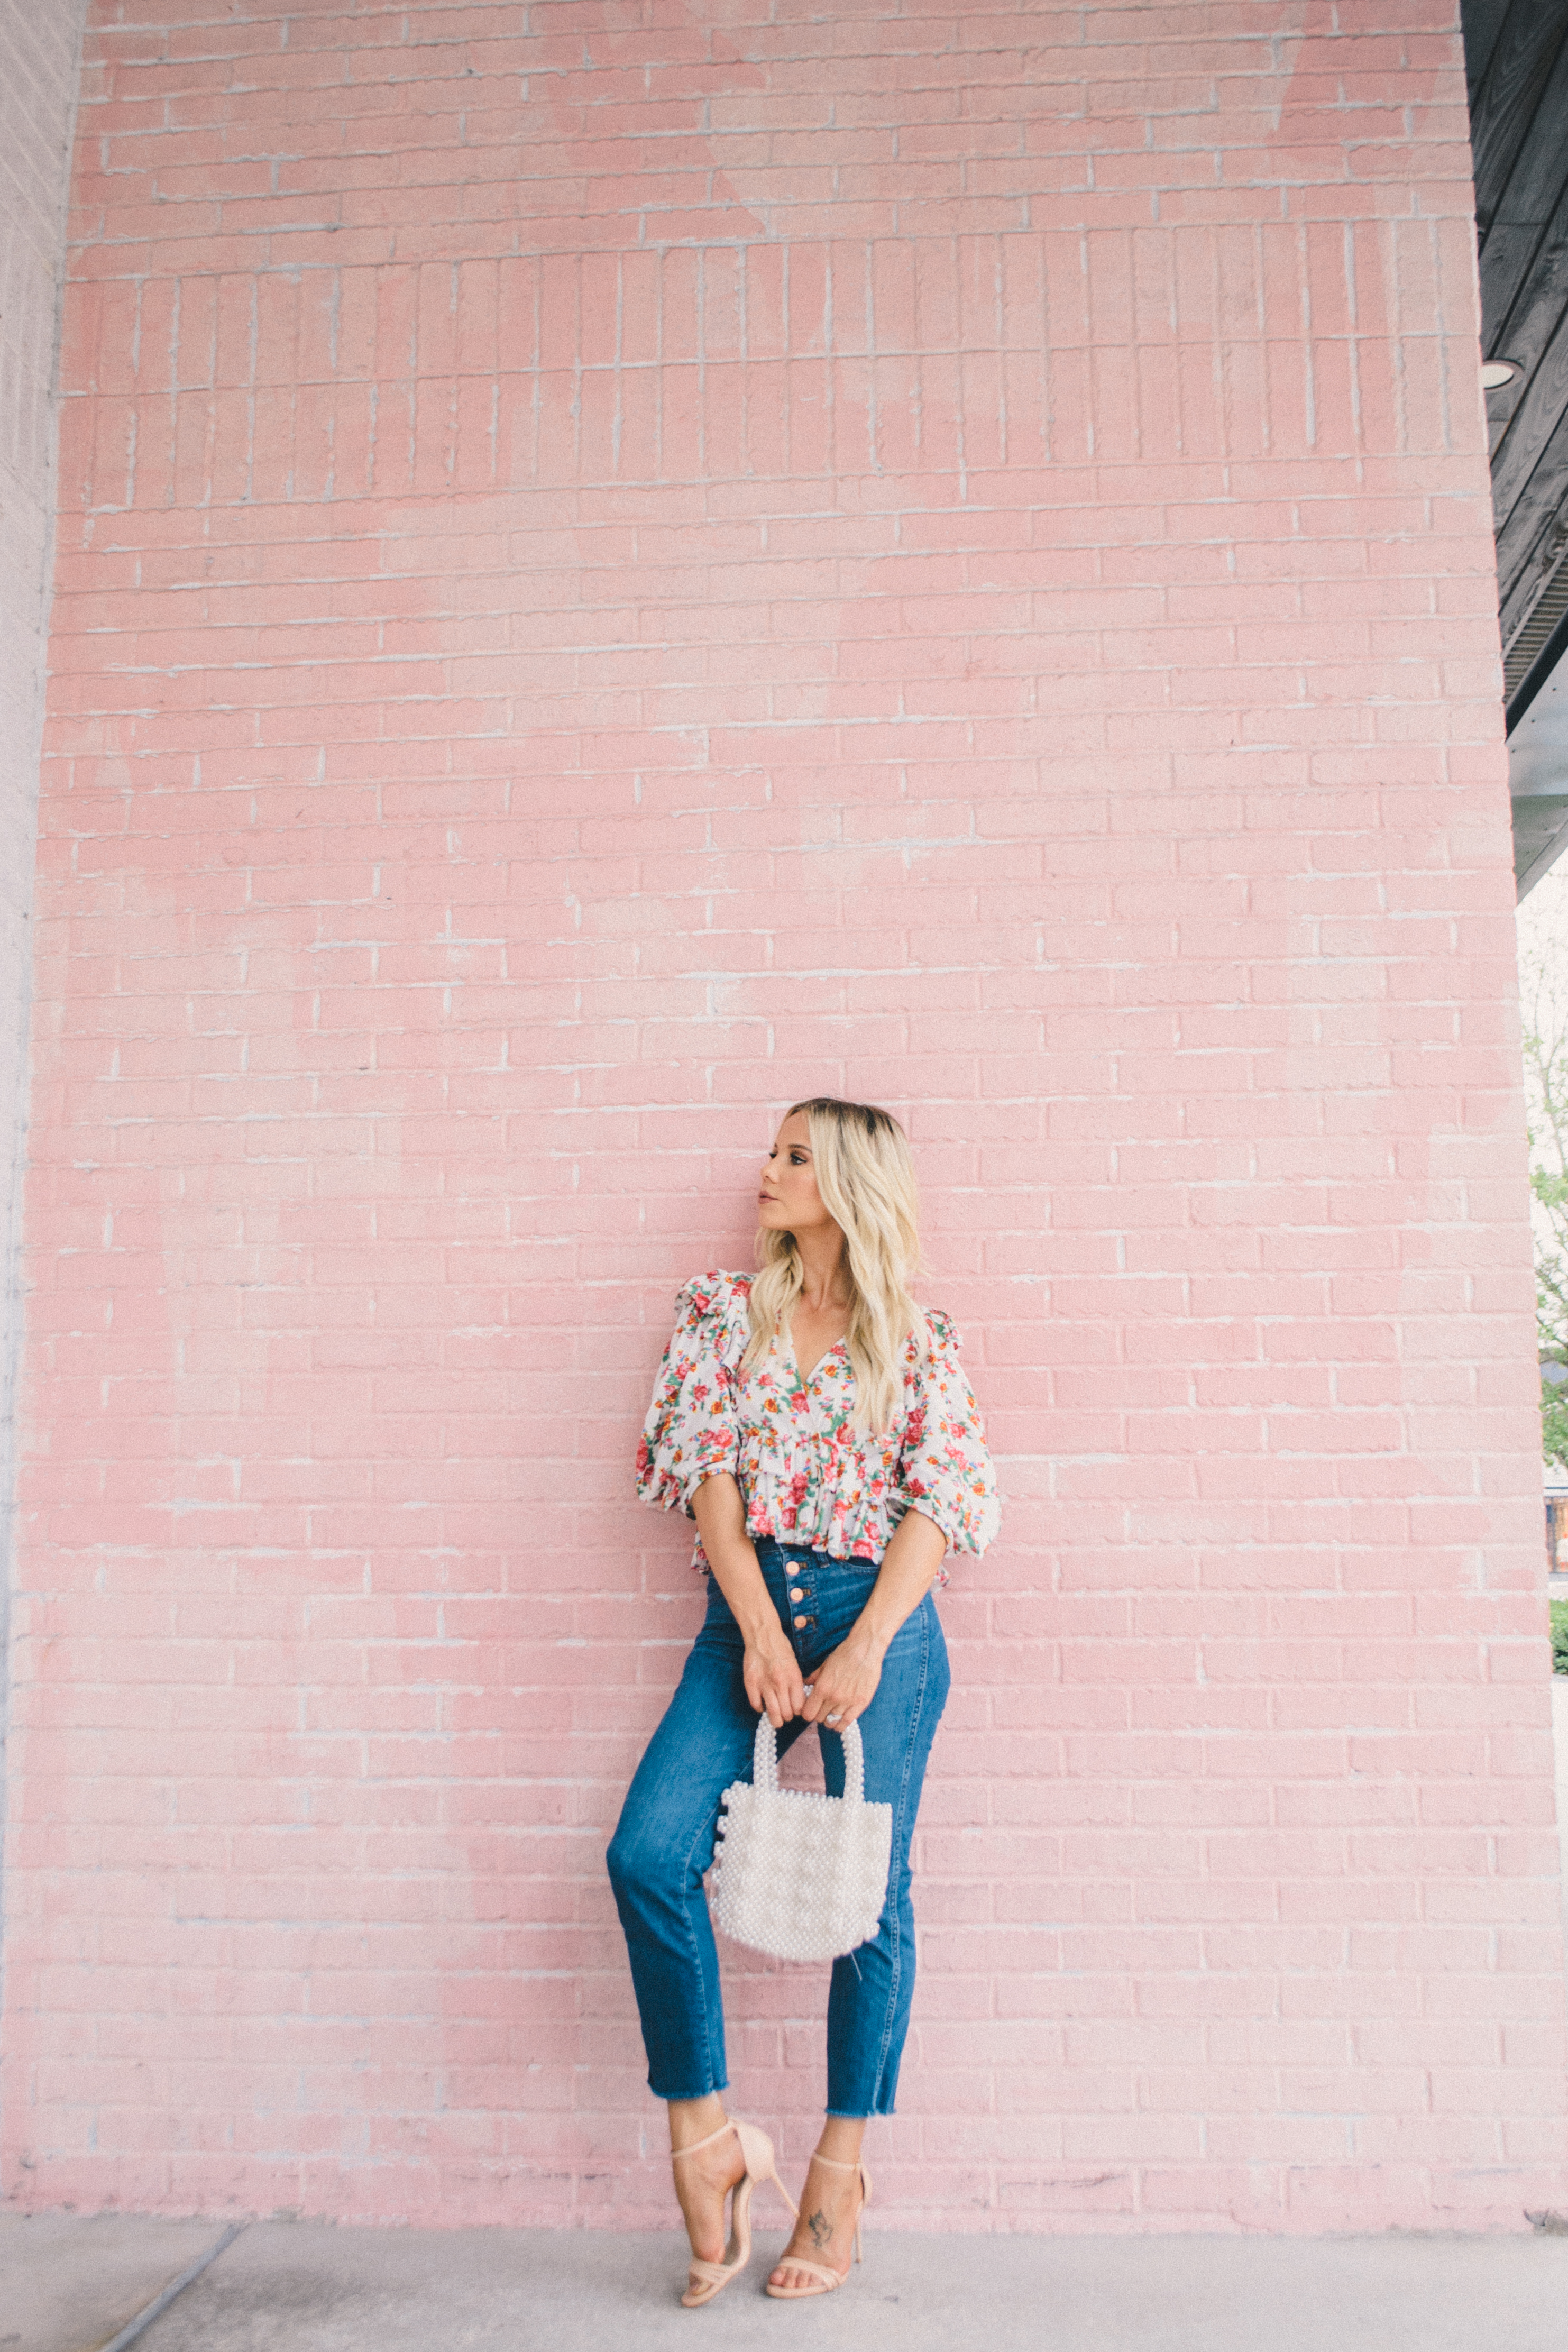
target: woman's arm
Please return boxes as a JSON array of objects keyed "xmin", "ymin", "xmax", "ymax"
[
  {"xmin": 800, "ymin": 1507, "xmax": 947, "ymax": 1731},
  {"xmin": 691, "ymin": 1473, "xmax": 806, "ymax": 1730}
]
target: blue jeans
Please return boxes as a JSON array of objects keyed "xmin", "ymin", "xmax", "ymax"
[{"xmin": 607, "ymin": 1539, "xmax": 950, "ymax": 2117}]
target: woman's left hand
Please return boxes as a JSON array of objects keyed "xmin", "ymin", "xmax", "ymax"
[{"xmin": 800, "ymin": 1631, "xmax": 885, "ymax": 1732}]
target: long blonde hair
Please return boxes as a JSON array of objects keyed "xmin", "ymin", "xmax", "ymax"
[{"xmin": 744, "ymin": 1097, "xmax": 925, "ymax": 1433}]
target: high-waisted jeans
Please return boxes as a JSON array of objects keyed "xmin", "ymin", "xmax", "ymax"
[{"xmin": 606, "ymin": 1539, "xmax": 950, "ymax": 2117}]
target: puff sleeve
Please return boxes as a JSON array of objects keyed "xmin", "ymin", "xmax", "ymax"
[
  {"xmin": 635, "ymin": 1274, "xmax": 746, "ymax": 1518},
  {"xmin": 895, "ymin": 1310, "xmax": 1000, "ymax": 1558}
]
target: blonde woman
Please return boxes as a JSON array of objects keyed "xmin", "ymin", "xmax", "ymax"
[{"xmin": 607, "ymin": 1097, "xmax": 999, "ymax": 2305}]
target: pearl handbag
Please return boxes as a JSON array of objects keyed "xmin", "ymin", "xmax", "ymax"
[{"xmin": 709, "ymin": 1715, "xmax": 894, "ymax": 1963}]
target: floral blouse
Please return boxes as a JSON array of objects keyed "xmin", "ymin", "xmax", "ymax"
[{"xmin": 635, "ymin": 1270, "xmax": 1000, "ymax": 1578}]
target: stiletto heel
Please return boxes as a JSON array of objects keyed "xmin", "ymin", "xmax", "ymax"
[
  {"xmin": 764, "ymin": 2150, "xmax": 873, "ymax": 2300},
  {"xmin": 671, "ymin": 2118, "xmax": 796, "ymax": 2308},
  {"xmin": 732, "ymin": 2120, "xmax": 799, "ymax": 2223}
]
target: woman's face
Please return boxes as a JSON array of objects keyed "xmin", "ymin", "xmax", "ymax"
[{"xmin": 758, "ymin": 1110, "xmax": 839, "ymax": 1238}]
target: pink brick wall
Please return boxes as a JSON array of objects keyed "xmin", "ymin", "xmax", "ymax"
[{"xmin": 3, "ymin": 0, "xmax": 1565, "ymax": 2234}]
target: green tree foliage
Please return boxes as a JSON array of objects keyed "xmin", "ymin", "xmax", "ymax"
[{"xmin": 1517, "ymin": 869, "xmax": 1568, "ymax": 1466}]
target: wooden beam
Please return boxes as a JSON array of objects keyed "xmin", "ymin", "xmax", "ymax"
[
  {"xmin": 1469, "ymin": 0, "xmax": 1568, "ymax": 239},
  {"xmin": 1493, "ymin": 399, "xmax": 1568, "ymax": 643},
  {"xmin": 1488, "ymin": 307, "xmax": 1568, "ymax": 546},
  {"xmin": 1463, "ymin": 0, "xmax": 1515, "ymax": 101}
]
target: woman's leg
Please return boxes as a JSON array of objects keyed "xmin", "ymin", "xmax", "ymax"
[
  {"xmin": 768, "ymin": 1583, "xmax": 950, "ymax": 2291},
  {"xmin": 823, "ymin": 1587, "xmax": 950, "ymax": 2116},
  {"xmin": 766, "ymin": 2112, "xmax": 868, "ymax": 2293},
  {"xmin": 666, "ymin": 2091, "xmax": 745, "ymax": 2266},
  {"xmin": 606, "ymin": 1560, "xmax": 806, "ymax": 2260},
  {"xmin": 605, "ymin": 1599, "xmax": 757, "ymax": 2102}
]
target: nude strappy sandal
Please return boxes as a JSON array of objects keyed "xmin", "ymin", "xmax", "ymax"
[
  {"xmin": 671, "ymin": 2118, "xmax": 798, "ymax": 2308},
  {"xmin": 764, "ymin": 2150, "xmax": 873, "ymax": 2300}
]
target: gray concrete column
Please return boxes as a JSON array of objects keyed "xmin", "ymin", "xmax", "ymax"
[{"xmin": 0, "ymin": 0, "xmax": 89, "ymax": 2056}]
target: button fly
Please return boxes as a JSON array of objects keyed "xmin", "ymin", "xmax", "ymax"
[
  {"xmin": 794, "ymin": 1614, "xmax": 808, "ymax": 1628},
  {"xmin": 790, "ymin": 1587, "xmax": 804, "ymax": 1601}
]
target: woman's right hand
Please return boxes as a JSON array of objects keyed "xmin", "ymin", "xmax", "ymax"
[
  {"xmin": 692, "ymin": 1475, "xmax": 805, "ymax": 1728},
  {"xmin": 744, "ymin": 1624, "xmax": 806, "ymax": 1729}
]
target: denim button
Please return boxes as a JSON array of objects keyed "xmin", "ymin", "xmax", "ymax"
[
  {"xmin": 794, "ymin": 1614, "xmax": 807, "ymax": 1628},
  {"xmin": 790, "ymin": 1587, "xmax": 804, "ymax": 1600}
]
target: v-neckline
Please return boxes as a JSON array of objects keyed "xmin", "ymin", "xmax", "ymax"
[{"xmin": 785, "ymin": 1322, "xmax": 849, "ymax": 1385}]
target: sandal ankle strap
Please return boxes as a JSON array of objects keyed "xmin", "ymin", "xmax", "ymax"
[{"xmin": 671, "ymin": 2118, "xmax": 735, "ymax": 2163}]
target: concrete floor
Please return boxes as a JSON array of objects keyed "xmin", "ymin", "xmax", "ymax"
[
  {"xmin": 1, "ymin": 2211, "xmax": 224, "ymax": 2352},
  {"xmin": 8, "ymin": 2214, "xmax": 1568, "ymax": 2352}
]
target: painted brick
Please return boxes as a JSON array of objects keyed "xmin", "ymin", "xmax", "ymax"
[{"xmin": 1, "ymin": 0, "xmax": 1564, "ymax": 2239}]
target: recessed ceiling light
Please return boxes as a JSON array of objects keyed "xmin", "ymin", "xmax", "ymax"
[{"xmin": 1481, "ymin": 359, "xmax": 1521, "ymax": 388}]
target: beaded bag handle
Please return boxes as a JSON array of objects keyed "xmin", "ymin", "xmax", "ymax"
[{"xmin": 751, "ymin": 1714, "xmax": 865, "ymax": 1807}]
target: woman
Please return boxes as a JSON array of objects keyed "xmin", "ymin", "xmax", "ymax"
[{"xmin": 607, "ymin": 1096, "xmax": 1000, "ymax": 2304}]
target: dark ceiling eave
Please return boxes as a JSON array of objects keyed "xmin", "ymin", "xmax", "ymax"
[{"xmin": 1462, "ymin": 0, "xmax": 1568, "ymax": 896}]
